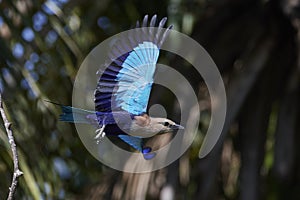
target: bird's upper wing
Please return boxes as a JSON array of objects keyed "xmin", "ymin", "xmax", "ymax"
[{"xmin": 94, "ymin": 15, "xmax": 172, "ymax": 115}]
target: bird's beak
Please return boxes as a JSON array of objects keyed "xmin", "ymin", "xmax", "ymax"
[{"xmin": 170, "ymin": 124, "xmax": 184, "ymax": 130}]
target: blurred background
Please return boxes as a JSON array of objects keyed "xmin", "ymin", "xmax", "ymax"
[{"xmin": 1, "ymin": 0, "xmax": 300, "ymax": 199}]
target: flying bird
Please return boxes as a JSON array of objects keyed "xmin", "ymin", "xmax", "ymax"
[{"xmin": 56, "ymin": 15, "xmax": 183, "ymax": 160}]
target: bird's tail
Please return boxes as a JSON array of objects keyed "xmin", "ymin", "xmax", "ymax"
[
  {"xmin": 46, "ymin": 100, "xmax": 97, "ymax": 124},
  {"xmin": 59, "ymin": 105, "xmax": 96, "ymax": 123}
]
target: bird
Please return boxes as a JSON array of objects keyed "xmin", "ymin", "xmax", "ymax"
[{"xmin": 55, "ymin": 15, "xmax": 184, "ymax": 160}]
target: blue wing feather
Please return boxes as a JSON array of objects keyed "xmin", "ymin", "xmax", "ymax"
[
  {"xmin": 94, "ymin": 15, "xmax": 172, "ymax": 117},
  {"xmin": 118, "ymin": 135, "xmax": 143, "ymax": 152},
  {"xmin": 114, "ymin": 42, "xmax": 159, "ymax": 115},
  {"xmin": 118, "ymin": 135, "xmax": 156, "ymax": 160}
]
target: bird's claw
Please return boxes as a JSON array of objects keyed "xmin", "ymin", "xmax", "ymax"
[{"xmin": 95, "ymin": 125, "xmax": 106, "ymax": 144}]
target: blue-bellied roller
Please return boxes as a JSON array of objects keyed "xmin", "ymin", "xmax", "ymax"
[{"xmin": 55, "ymin": 15, "xmax": 184, "ymax": 160}]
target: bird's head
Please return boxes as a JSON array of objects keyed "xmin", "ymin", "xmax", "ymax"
[
  {"xmin": 149, "ymin": 117, "xmax": 184, "ymax": 134},
  {"xmin": 129, "ymin": 114, "xmax": 184, "ymax": 138}
]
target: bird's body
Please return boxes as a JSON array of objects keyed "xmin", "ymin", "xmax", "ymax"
[{"xmin": 57, "ymin": 15, "xmax": 183, "ymax": 160}]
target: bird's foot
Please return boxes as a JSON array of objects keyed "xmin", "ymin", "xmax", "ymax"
[
  {"xmin": 95, "ymin": 125, "xmax": 106, "ymax": 144},
  {"xmin": 142, "ymin": 147, "xmax": 156, "ymax": 160}
]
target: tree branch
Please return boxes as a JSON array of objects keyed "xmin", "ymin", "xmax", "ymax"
[{"xmin": 0, "ymin": 93, "xmax": 23, "ymax": 200}]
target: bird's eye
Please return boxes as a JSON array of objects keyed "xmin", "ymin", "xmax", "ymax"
[{"xmin": 164, "ymin": 122, "xmax": 170, "ymax": 126}]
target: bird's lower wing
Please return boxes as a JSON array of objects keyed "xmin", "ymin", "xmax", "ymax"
[{"xmin": 118, "ymin": 135, "xmax": 156, "ymax": 160}]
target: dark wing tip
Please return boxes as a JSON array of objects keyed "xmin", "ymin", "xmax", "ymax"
[
  {"xmin": 137, "ymin": 14, "xmax": 171, "ymax": 28},
  {"xmin": 150, "ymin": 15, "xmax": 157, "ymax": 27},
  {"xmin": 142, "ymin": 15, "xmax": 149, "ymax": 27},
  {"xmin": 159, "ymin": 17, "xmax": 167, "ymax": 27}
]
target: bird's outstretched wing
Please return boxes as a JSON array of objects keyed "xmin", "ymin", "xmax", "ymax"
[{"xmin": 94, "ymin": 15, "xmax": 172, "ymax": 115}]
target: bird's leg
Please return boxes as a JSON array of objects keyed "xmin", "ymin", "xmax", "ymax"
[
  {"xmin": 94, "ymin": 117, "xmax": 106, "ymax": 144},
  {"xmin": 94, "ymin": 125, "xmax": 106, "ymax": 144}
]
